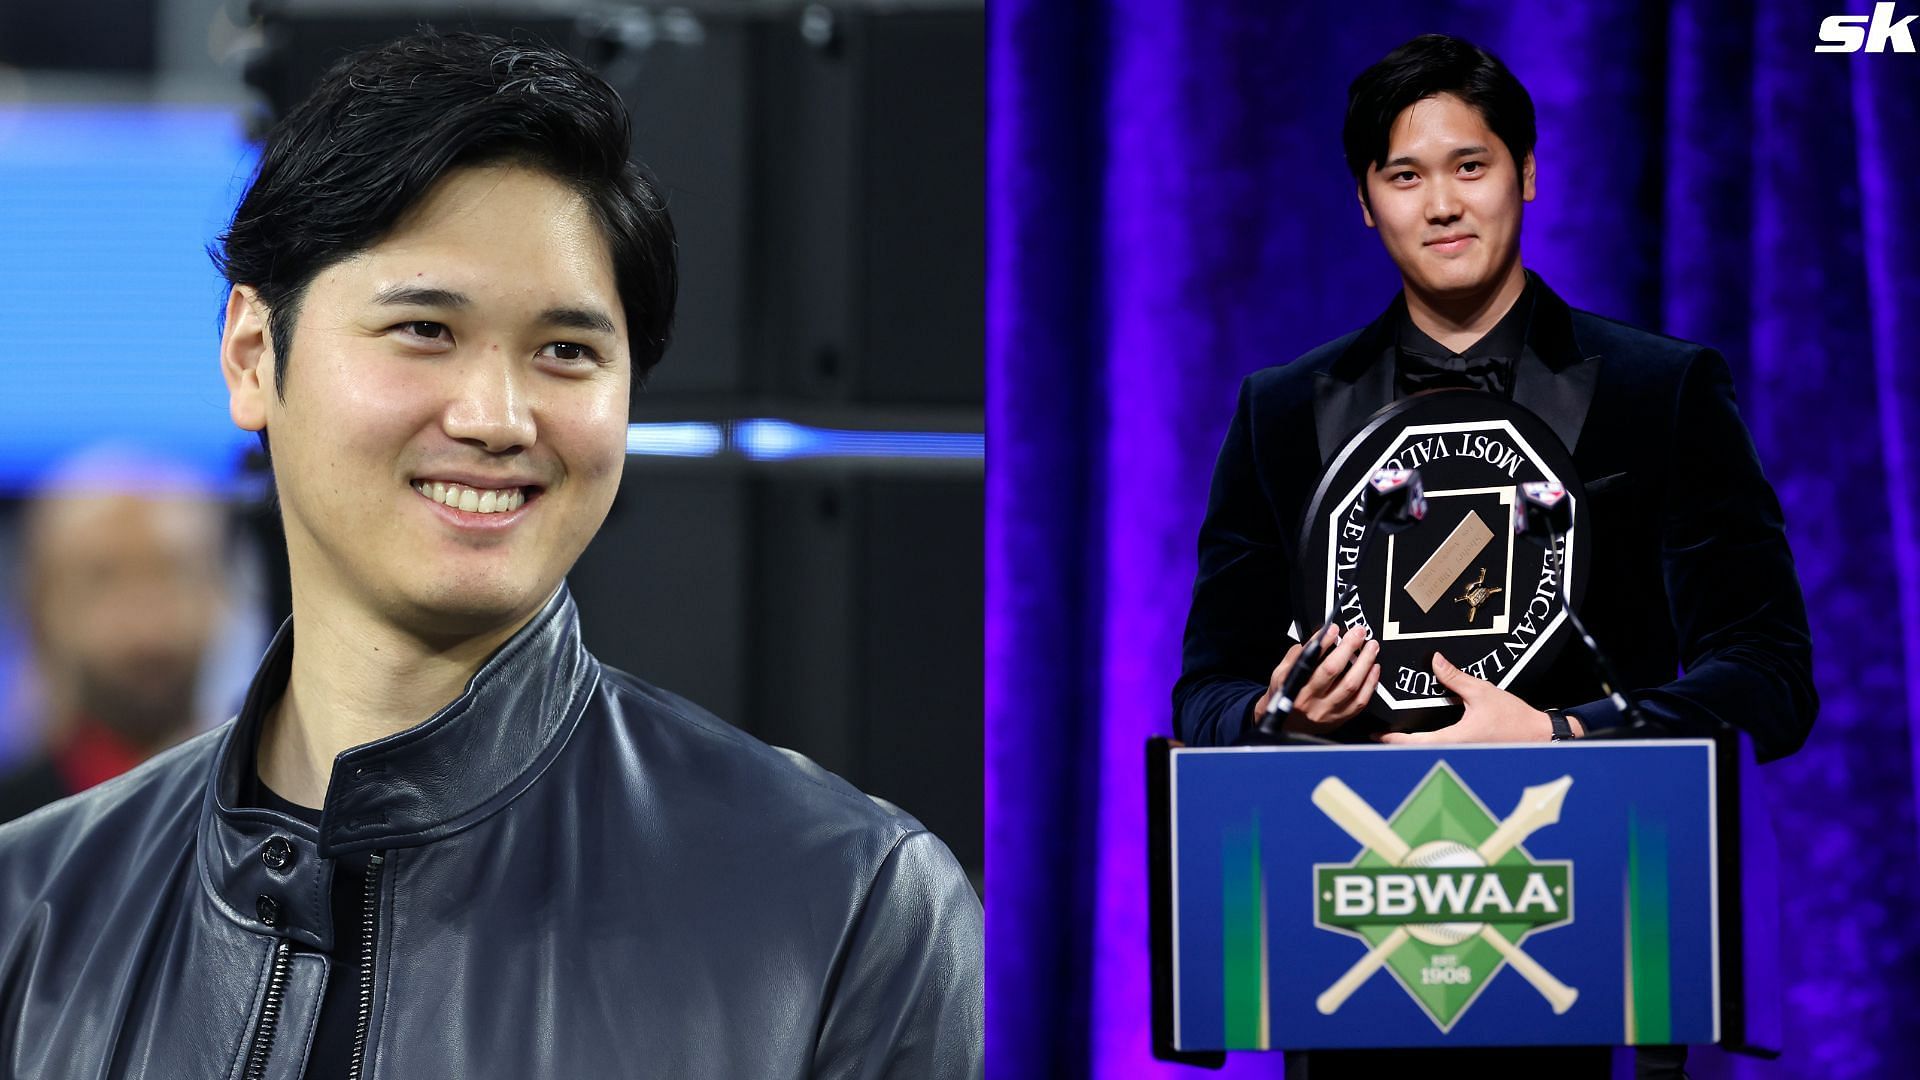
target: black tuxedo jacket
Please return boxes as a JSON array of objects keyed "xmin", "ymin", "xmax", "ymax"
[{"xmin": 1173, "ymin": 272, "xmax": 1816, "ymax": 761}]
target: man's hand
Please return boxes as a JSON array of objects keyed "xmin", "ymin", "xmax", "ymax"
[
  {"xmin": 1379, "ymin": 652, "xmax": 1582, "ymax": 744},
  {"xmin": 1253, "ymin": 625, "xmax": 1380, "ymax": 735}
]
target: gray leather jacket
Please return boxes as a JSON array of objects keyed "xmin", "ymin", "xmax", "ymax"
[{"xmin": 0, "ymin": 588, "xmax": 983, "ymax": 1078}]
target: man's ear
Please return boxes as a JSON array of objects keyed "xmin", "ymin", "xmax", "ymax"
[
  {"xmin": 1521, "ymin": 151, "xmax": 1536, "ymax": 203},
  {"xmin": 221, "ymin": 285, "xmax": 275, "ymax": 433},
  {"xmin": 1358, "ymin": 182, "xmax": 1376, "ymax": 229}
]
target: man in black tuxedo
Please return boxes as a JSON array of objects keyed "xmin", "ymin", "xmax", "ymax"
[
  {"xmin": 1175, "ymin": 33, "xmax": 1814, "ymax": 761},
  {"xmin": 1172, "ymin": 34, "xmax": 1816, "ymax": 1076}
]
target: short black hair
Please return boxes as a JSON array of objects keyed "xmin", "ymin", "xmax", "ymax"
[
  {"xmin": 213, "ymin": 29, "xmax": 677, "ymax": 399},
  {"xmin": 1343, "ymin": 34, "xmax": 1536, "ymax": 207}
]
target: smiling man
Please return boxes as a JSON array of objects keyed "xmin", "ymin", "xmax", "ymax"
[
  {"xmin": 1173, "ymin": 33, "xmax": 1813, "ymax": 1078},
  {"xmin": 0, "ymin": 30, "xmax": 982, "ymax": 1080}
]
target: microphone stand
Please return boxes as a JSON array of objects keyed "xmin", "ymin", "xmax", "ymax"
[{"xmin": 1531, "ymin": 492, "xmax": 1654, "ymax": 734}]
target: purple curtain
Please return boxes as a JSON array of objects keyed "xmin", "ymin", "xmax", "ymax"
[{"xmin": 987, "ymin": 2, "xmax": 1920, "ymax": 1077}]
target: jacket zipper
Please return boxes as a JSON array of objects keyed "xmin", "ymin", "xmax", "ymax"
[
  {"xmin": 242, "ymin": 940, "xmax": 293, "ymax": 1080},
  {"xmin": 345, "ymin": 852, "xmax": 386, "ymax": 1080}
]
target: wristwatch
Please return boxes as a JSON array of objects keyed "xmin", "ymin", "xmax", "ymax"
[{"xmin": 1546, "ymin": 709, "xmax": 1575, "ymax": 742}]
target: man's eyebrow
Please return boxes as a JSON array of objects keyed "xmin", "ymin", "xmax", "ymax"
[
  {"xmin": 372, "ymin": 284, "xmax": 471, "ymax": 309},
  {"xmin": 1382, "ymin": 146, "xmax": 1492, "ymax": 169},
  {"xmin": 371, "ymin": 287, "xmax": 615, "ymax": 336},
  {"xmin": 538, "ymin": 306, "xmax": 618, "ymax": 336}
]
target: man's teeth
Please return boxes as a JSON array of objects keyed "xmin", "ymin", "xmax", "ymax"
[{"xmin": 412, "ymin": 481, "xmax": 526, "ymax": 514}]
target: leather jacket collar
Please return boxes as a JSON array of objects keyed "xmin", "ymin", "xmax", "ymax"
[{"xmin": 195, "ymin": 586, "xmax": 600, "ymax": 950}]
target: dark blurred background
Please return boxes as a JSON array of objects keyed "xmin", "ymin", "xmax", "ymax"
[{"xmin": 0, "ymin": 0, "xmax": 983, "ymax": 885}]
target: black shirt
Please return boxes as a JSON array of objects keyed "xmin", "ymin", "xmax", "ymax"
[
  {"xmin": 249, "ymin": 778, "xmax": 374, "ymax": 1080},
  {"xmin": 1393, "ymin": 274, "xmax": 1536, "ymax": 399}
]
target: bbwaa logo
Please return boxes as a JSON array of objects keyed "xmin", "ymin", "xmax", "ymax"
[
  {"xmin": 1818, "ymin": 3, "xmax": 1917, "ymax": 51},
  {"xmin": 1310, "ymin": 765, "xmax": 1577, "ymax": 1031}
]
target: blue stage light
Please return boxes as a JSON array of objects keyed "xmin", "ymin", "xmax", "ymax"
[
  {"xmin": 727, "ymin": 420, "xmax": 984, "ymax": 461},
  {"xmin": 625, "ymin": 422, "xmax": 725, "ymax": 457}
]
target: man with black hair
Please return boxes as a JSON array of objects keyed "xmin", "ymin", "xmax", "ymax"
[
  {"xmin": 0, "ymin": 30, "xmax": 982, "ymax": 1080},
  {"xmin": 1174, "ymin": 33, "xmax": 1814, "ymax": 1078}
]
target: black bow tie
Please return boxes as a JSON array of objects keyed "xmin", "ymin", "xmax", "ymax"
[{"xmin": 1397, "ymin": 345, "xmax": 1514, "ymax": 397}]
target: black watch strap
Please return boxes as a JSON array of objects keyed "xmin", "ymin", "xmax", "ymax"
[{"xmin": 1547, "ymin": 708, "xmax": 1575, "ymax": 742}]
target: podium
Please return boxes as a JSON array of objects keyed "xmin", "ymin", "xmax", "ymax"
[{"xmin": 1148, "ymin": 735, "xmax": 1781, "ymax": 1065}]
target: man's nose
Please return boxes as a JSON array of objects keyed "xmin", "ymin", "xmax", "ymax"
[
  {"xmin": 442, "ymin": 357, "xmax": 536, "ymax": 452},
  {"xmin": 1424, "ymin": 176, "xmax": 1461, "ymax": 223}
]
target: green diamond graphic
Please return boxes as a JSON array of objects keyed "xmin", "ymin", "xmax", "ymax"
[{"xmin": 1311, "ymin": 762, "xmax": 1575, "ymax": 1031}]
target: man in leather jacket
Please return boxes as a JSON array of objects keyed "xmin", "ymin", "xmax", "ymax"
[{"xmin": 0, "ymin": 31, "xmax": 983, "ymax": 1080}]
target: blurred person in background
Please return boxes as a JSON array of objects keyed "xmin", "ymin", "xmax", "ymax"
[{"xmin": 0, "ymin": 447, "xmax": 226, "ymax": 823}]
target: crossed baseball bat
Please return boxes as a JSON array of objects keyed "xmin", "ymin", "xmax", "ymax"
[{"xmin": 1311, "ymin": 774, "xmax": 1579, "ymax": 1016}]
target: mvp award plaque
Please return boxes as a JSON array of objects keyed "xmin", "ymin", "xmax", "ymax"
[{"xmin": 1299, "ymin": 390, "xmax": 1589, "ymax": 730}]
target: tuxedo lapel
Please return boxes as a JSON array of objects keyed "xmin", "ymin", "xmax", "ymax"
[
  {"xmin": 1513, "ymin": 349, "xmax": 1601, "ymax": 455},
  {"xmin": 1311, "ymin": 272, "xmax": 1603, "ymax": 462},
  {"xmin": 1312, "ymin": 358, "xmax": 1396, "ymax": 465},
  {"xmin": 1512, "ymin": 273, "xmax": 1603, "ymax": 455},
  {"xmin": 1312, "ymin": 296, "xmax": 1401, "ymax": 464}
]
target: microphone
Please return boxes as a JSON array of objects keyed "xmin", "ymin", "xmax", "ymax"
[
  {"xmin": 1512, "ymin": 481, "xmax": 1651, "ymax": 731},
  {"xmin": 1257, "ymin": 468, "xmax": 1425, "ymax": 735}
]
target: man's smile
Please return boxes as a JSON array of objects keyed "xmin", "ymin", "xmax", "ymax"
[{"xmin": 410, "ymin": 479, "xmax": 541, "ymax": 521}]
